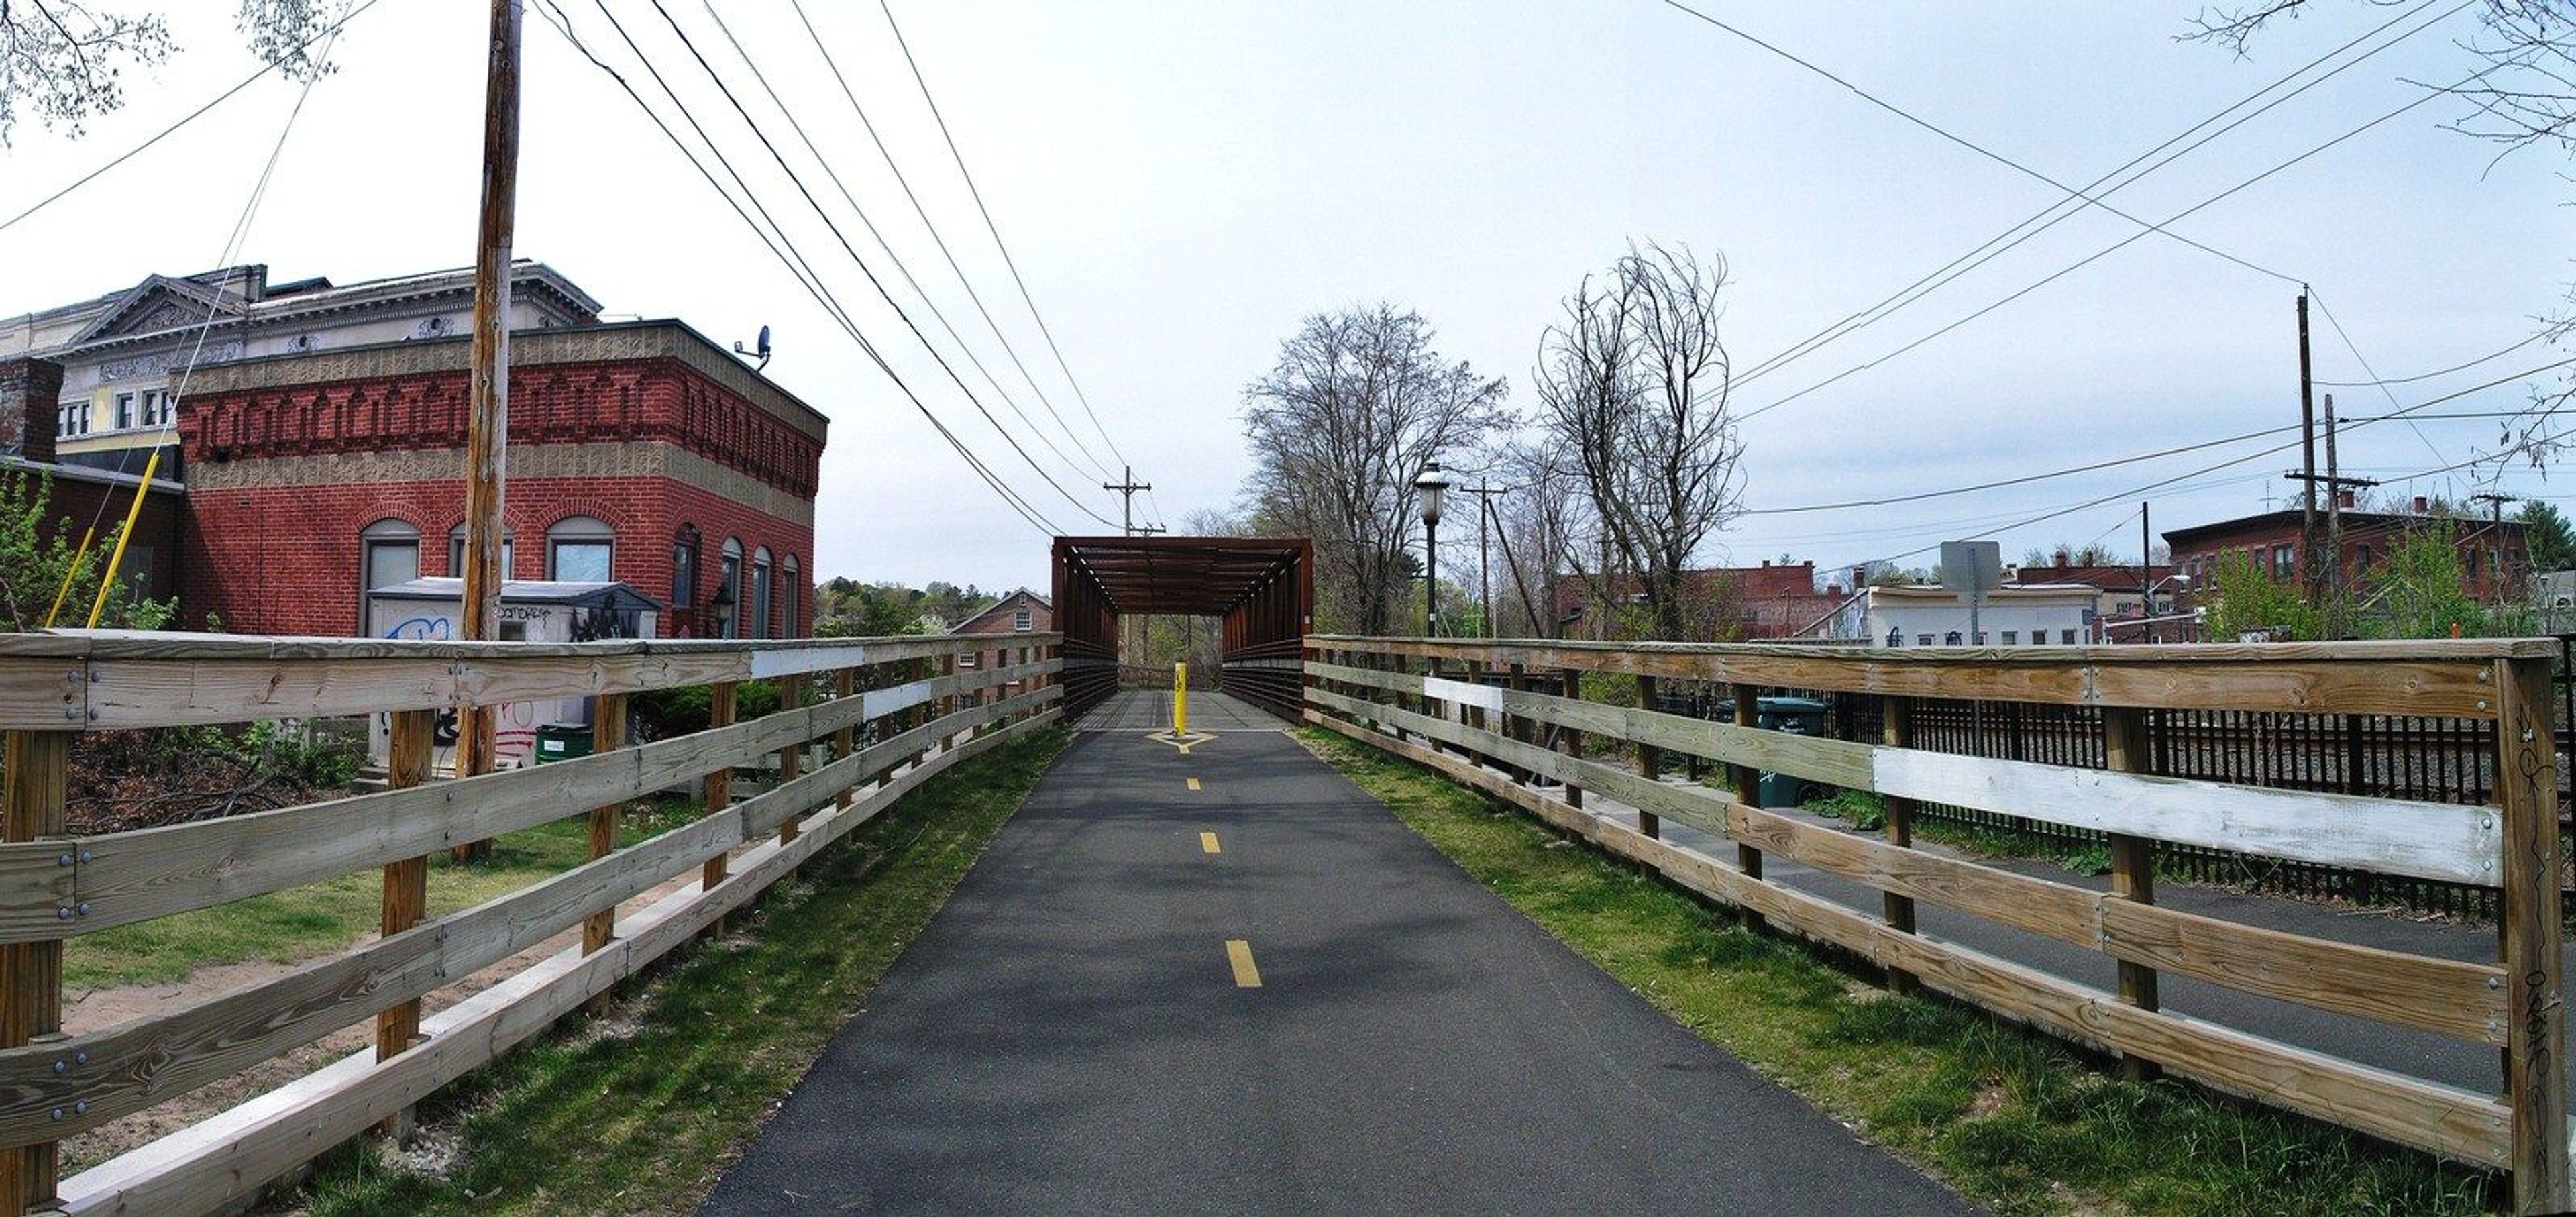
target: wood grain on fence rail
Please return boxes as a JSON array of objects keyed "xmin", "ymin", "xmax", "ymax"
[
  {"xmin": 50, "ymin": 704, "xmax": 1059, "ymax": 1217},
  {"xmin": 1309, "ymin": 634, "xmax": 2561, "ymax": 1209},
  {"xmin": 0, "ymin": 685, "xmax": 1057, "ymax": 1151},
  {"xmin": 1308, "ymin": 705, "xmax": 2516, "ymax": 1173}
]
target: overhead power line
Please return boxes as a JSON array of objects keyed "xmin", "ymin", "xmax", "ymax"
[
  {"xmin": 0, "ymin": 0, "xmax": 388, "ymax": 239},
  {"xmin": 872, "ymin": 0, "xmax": 1141, "ymax": 505},
  {"xmin": 783, "ymin": 0, "xmax": 1126, "ymax": 489},
  {"xmin": 1714, "ymin": 0, "xmax": 2463, "ymax": 396},
  {"xmin": 1819, "ymin": 354, "xmax": 2576, "ymax": 568},
  {"xmin": 633, "ymin": 0, "xmax": 1121, "ymax": 529},
  {"xmin": 1737, "ymin": 58, "xmax": 2502, "ymax": 425},
  {"xmin": 692, "ymin": 1, "xmax": 1112, "ymax": 494},
  {"xmin": 539, "ymin": 0, "xmax": 1060, "ymax": 535}
]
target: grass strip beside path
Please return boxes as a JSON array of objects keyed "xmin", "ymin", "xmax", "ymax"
[
  {"xmin": 288, "ymin": 726, "xmax": 1069, "ymax": 1216},
  {"xmin": 1295, "ymin": 726, "xmax": 2492, "ymax": 1217}
]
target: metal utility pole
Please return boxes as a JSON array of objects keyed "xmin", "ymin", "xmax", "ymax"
[
  {"xmin": 1461, "ymin": 484, "xmax": 1509, "ymax": 639},
  {"xmin": 458, "ymin": 0, "xmax": 521, "ymax": 807},
  {"xmin": 1104, "ymin": 466, "xmax": 1151, "ymax": 535},
  {"xmin": 2298, "ymin": 292, "xmax": 2318, "ymax": 600},
  {"xmin": 2472, "ymin": 491, "xmax": 2522, "ymax": 605}
]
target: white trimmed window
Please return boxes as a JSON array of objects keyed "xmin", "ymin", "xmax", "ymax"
[
  {"xmin": 57, "ymin": 401, "xmax": 89, "ymax": 437},
  {"xmin": 546, "ymin": 515, "xmax": 614, "ymax": 582}
]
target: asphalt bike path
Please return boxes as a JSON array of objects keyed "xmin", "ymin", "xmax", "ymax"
[{"xmin": 702, "ymin": 697, "xmax": 1972, "ymax": 1215}]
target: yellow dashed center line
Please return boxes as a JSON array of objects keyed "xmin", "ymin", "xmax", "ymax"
[
  {"xmin": 1225, "ymin": 939, "xmax": 1263, "ymax": 988},
  {"xmin": 1200, "ymin": 831, "xmax": 1222, "ymax": 854},
  {"xmin": 1186, "ymin": 777, "xmax": 1201, "ymax": 791}
]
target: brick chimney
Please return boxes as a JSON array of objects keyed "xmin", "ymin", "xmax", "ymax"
[{"xmin": 0, "ymin": 357, "xmax": 62, "ymax": 466}]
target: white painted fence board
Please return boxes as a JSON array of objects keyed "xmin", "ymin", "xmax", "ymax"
[{"xmin": 1870, "ymin": 749, "xmax": 2500, "ymax": 886}]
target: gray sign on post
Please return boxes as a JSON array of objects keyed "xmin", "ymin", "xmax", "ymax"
[{"xmin": 1939, "ymin": 541, "xmax": 2002, "ymax": 646}]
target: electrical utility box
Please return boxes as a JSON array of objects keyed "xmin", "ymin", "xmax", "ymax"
[{"xmin": 364, "ymin": 578, "xmax": 662, "ymax": 774}]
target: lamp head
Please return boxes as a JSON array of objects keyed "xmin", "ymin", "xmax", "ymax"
[{"xmin": 1415, "ymin": 461, "xmax": 1452, "ymax": 527}]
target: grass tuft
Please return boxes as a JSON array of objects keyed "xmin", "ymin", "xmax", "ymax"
[{"xmin": 1297, "ymin": 725, "xmax": 2495, "ymax": 1217}]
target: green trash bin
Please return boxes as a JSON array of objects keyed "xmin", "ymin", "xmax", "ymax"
[
  {"xmin": 533, "ymin": 721, "xmax": 594, "ymax": 764},
  {"xmin": 1754, "ymin": 696, "xmax": 1829, "ymax": 808}
]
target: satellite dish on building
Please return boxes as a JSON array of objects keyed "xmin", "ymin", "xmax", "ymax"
[{"xmin": 733, "ymin": 324, "xmax": 772, "ymax": 372}]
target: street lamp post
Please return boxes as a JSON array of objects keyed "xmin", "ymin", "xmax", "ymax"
[
  {"xmin": 2143, "ymin": 572, "xmax": 2192, "ymax": 644},
  {"xmin": 1415, "ymin": 461, "xmax": 1452, "ymax": 636}
]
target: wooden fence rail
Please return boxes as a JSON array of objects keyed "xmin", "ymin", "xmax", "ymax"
[
  {"xmin": 1303, "ymin": 635, "xmax": 2569, "ymax": 1214},
  {"xmin": 0, "ymin": 629, "xmax": 1062, "ymax": 1217}
]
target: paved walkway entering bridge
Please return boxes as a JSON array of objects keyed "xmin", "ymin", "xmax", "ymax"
[{"xmin": 701, "ymin": 695, "xmax": 1969, "ymax": 1215}]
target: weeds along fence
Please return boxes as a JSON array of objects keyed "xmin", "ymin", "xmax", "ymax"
[
  {"xmin": 1305, "ymin": 635, "xmax": 2569, "ymax": 1214},
  {"xmin": 0, "ymin": 629, "xmax": 1063, "ymax": 1217}
]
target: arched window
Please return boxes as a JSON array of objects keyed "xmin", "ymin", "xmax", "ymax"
[
  {"xmin": 719, "ymin": 539, "xmax": 743, "ymax": 639},
  {"xmin": 360, "ymin": 518, "xmax": 420, "ymax": 633},
  {"xmin": 448, "ymin": 522, "xmax": 514, "ymax": 580},
  {"xmin": 547, "ymin": 515, "xmax": 615, "ymax": 582},
  {"xmin": 751, "ymin": 547, "xmax": 774, "ymax": 641},
  {"xmin": 671, "ymin": 525, "xmax": 700, "ymax": 620},
  {"xmin": 781, "ymin": 554, "xmax": 800, "ymax": 637}
]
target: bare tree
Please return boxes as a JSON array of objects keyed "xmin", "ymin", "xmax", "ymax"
[
  {"xmin": 1, "ymin": 1, "xmax": 348, "ymax": 146},
  {"xmin": 1534, "ymin": 242, "xmax": 1746, "ymax": 641},
  {"xmin": 1242, "ymin": 305, "xmax": 1511, "ymax": 635}
]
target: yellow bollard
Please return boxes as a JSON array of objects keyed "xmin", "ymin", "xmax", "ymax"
[{"xmin": 1173, "ymin": 662, "xmax": 1189, "ymax": 737}]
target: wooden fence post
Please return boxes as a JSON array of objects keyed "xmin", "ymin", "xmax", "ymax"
[
  {"xmin": 0, "ymin": 727, "xmax": 66, "ymax": 1212},
  {"xmin": 2102, "ymin": 704, "xmax": 2161, "ymax": 1083},
  {"xmin": 775, "ymin": 674, "xmax": 806, "ymax": 846},
  {"xmin": 375, "ymin": 710, "xmax": 436, "ymax": 1141},
  {"xmin": 699, "ymin": 680, "xmax": 737, "ymax": 940},
  {"xmin": 584, "ymin": 693, "xmax": 629, "ymax": 1015},
  {"xmin": 2497, "ymin": 656, "xmax": 2568, "ymax": 1214},
  {"xmin": 1559, "ymin": 667, "xmax": 1585, "ymax": 810},
  {"xmin": 1634, "ymin": 674, "xmax": 1662, "ymax": 839},
  {"xmin": 1731, "ymin": 685, "xmax": 1763, "ymax": 886},
  {"xmin": 835, "ymin": 667, "xmax": 858, "ymax": 809},
  {"xmin": 1505, "ymin": 663, "xmax": 1529, "ymax": 785},
  {"xmin": 0, "ymin": 729, "xmax": 68, "ymax": 1216},
  {"xmin": 1881, "ymin": 696, "xmax": 1919, "ymax": 996}
]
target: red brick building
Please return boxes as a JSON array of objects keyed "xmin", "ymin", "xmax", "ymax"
[
  {"xmin": 950, "ymin": 589, "xmax": 1051, "ymax": 639},
  {"xmin": 0, "ymin": 319, "xmax": 826, "ymax": 639},
  {"xmin": 2163, "ymin": 505, "xmax": 2529, "ymax": 603},
  {"xmin": 1552, "ymin": 560, "xmax": 1846, "ymax": 640}
]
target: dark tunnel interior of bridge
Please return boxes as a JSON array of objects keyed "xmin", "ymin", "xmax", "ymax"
[{"xmin": 1050, "ymin": 535, "xmax": 1312, "ymax": 721}]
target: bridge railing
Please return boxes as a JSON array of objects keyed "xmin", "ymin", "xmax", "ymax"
[
  {"xmin": 0, "ymin": 629, "xmax": 1062, "ymax": 1217},
  {"xmin": 1304, "ymin": 635, "xmax": 2568, "ymax": 1214}
]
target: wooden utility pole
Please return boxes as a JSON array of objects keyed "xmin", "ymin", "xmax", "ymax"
[
  {"xmin": 2473, "ymin": 492, "xmax": 2522, "ymax": 605},
  {"xmin": 2284, "ymin": 391, "xmax": 2376, "ymax": 634},
  {"xmin": 1104, "ymin": 466, "xmax": 1151, "ymax": 535},
  {"xmin": 1461, "ymin": 485, "xmax": 1509, "ymax": 639},
  {"xmin": 2297, "ymin": 292, "xmax": 2318, "ymax": 600},
  {"xmin": 2139, "ymin": 502, "xmax": 2152, "ymax": 645},
  {"xmin": 455, "ymin": 0, "xmax": 521, "ymax": 857}
]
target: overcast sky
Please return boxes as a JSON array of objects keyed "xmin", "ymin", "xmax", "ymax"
[{"xmin": 3, "ymin": 1, "xmax": 2570, "ymax": 594}]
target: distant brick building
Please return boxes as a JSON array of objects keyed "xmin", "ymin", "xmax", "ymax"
[
  {"xmin": 1554, "ymin": 560, "xmax": 1845, "ymax": 640},
  {"xmin": 2163, "ymin": 504, "xmax": 2528, "ymax": 603},
  {"xmin": 951, "ymin": 589, "xmax": 1051, "ymax": 639},
  {"xmin": 0, "ymin": 263, "xmax": 828, "ymax": 639}
]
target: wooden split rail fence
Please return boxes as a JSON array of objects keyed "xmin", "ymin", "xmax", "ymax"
[
  {"xmin": 0, "ymin": 629, "xmax": 1061, "ymax": 1216},
  {"xmin": 1304, "ymin": 635, "xmax": 2570, "ymax": 1214}
]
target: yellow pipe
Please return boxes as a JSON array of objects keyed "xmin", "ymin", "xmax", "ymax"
[
  {"xmin": 1173, "ymin": 662, "xmax": 1188, "ymax": 737},
  {"xmin": 42, "ymin": 526, "xmax": 95, "ymax": 629},
  {"xmin": 85, "ymin": 446, "xmax": 162, "ymax": 629}
]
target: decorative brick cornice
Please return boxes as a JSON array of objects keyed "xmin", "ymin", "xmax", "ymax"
[
  {"xmin": 186, "ymin": 440, "xmax": 815, "ymax": 526},
  {"xmin": 176, "ymin": 320, "xmax": 829, "ymax": 441}
]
